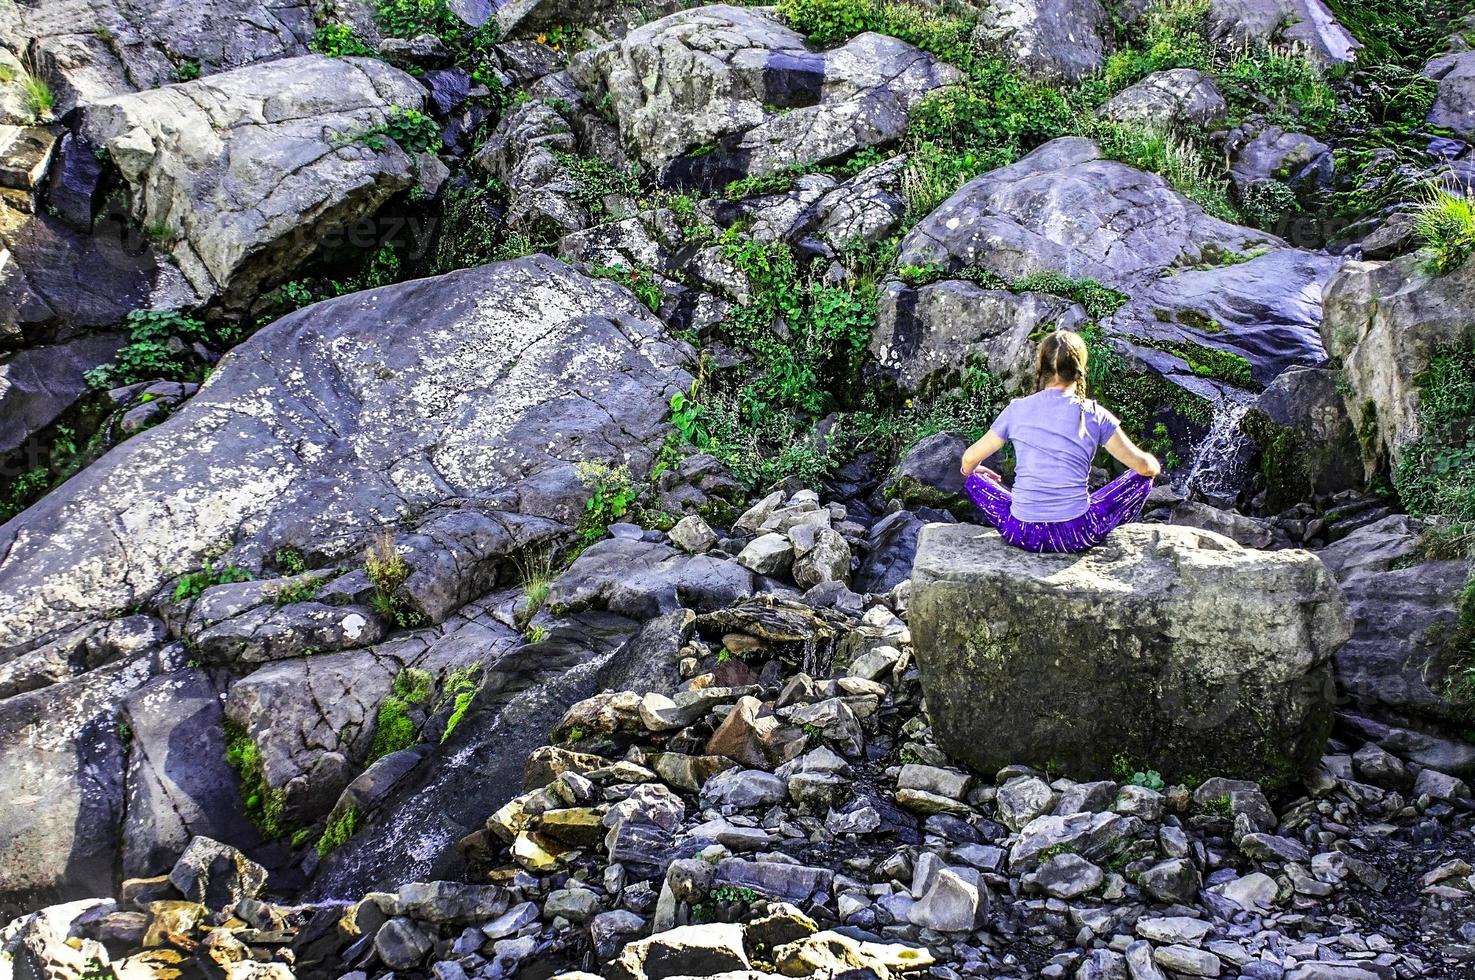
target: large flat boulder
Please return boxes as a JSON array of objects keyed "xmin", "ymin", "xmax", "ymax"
[
  {"xmin": 81, "ymin": 55, "xmax": 428, "ymax": 308},
  {"xmin": 0, "ymin": 253, "xmax": 693, "ymax": 657},
  {"xmin": 568, "ymin": 4, "xmax": 961, "ymax": 188},
  {"xmin": 910, "ymin": 523, "xmax": 1349, "ymax": 788},
  {"xmin": 0, "ymin": 0, "xmax": 314, "ymax": 115},
  {"xmin": 1320, "ymin": 254, "xmax": 1475, "ymax": 475},
  {"xmin": 880, "ymin": 138, "xmax": 1342, "ymax": 400}
]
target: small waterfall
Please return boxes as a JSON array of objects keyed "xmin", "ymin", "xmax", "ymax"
[{"xmin": 1179, "ymin": 394, "xmax": 1255, "ymax": 503}]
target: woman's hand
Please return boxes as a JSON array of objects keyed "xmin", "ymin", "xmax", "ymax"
[{"xmin": 960, "ymin": 432, "xmax": 1007, "ymax": 477}]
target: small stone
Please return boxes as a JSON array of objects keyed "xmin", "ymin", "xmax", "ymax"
[
  {"xmin": 1239, "ymin": 833, "xmax": 1310, "ymax": 863},
  {"xmin": 898, "ymin": 764, "xmax": 971, "ymax": 801},
  {"xmin": 609, "ymin": 922, "xmax": 749, "ymax": 980},
  {"xmin": 590, "ymin": 910, "xmax": 645, "ymax": 961},
  {"xmin": 168, "ymin": 837, "xmax": 267, "ymax": 910},
  {"xmin": 544, "ymin": 887, "xmax": 601, "ymax": 924},
  {"xmin": 1135, "ymin": 916, "xmax": 1211, "ymax": 946},
  {"xmin": 699, "ymin": 768, "xmax": 788, "ymax": 809},
  {"xmin": 997, "ymin": 776, "xmax": 1055, "ymax": 831},
  {"xmin": 1034, "ymin": 853, "xmax": 1104, "ymax": 899},
  {"xmin": 908, "ymin": 868, "xmax": 985, "ymax": 933},
  {"xmin": 669, "ymin": 516, "xmax": 718, "ymax": 553},
  {"xmin": 1413, "ymin": 768, "xmax": 1471, "ymax": 800},
  {"xmin": 374, "ymin": 917, "xmax": 432, "ymax": 971},
  {"xmin": 737, "ymin": 533, "xmax": 794, "ymax": 576},
  {"xmin": 1215, "ymin": 872, "xmax": 1279, "ymax": 911},
  {"xmin": 1153, "ymin": 944, "xmax": 1221, "ymax": 977},
  {"xmin": 1140, "ymin": 858, "xmax": 1202, "ymax": 905}
]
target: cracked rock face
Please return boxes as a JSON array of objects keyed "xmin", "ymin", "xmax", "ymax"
[
  {"xmin": 1098, "ymin": 69, "xmax": 1228, "ymax": 130},
  {"xmin": 1424, "ymin": 46, "xmax": 1475, "ymax": 139},
  {"xmin": 0, "ymin": 0, "xmax": 316, "ymax": 116},
  {"xmin": 974, "ymin": 0, "xmax": 1109, "ymax": 84},
  {"xmin": 1206, "ymin": 0, "xmax": 1360, "ymax": 68},
  {"xmin": 81, "ymin": 55, "xmax": 427, "ymax": 308},
  {"xmin": 883, "ymin": 137, "xmax": 1343, "ymax": 399},
  {"xmin": 568, "ymin": 4, "xmax": 962, "ymax": 188},
  {"xmin": 0, "ymin": 253, "xmax": 693, "ymax": 658}
]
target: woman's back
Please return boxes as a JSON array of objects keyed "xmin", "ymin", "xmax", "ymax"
[{"xmin": 990, "ymin": 389, "xmax": 1119, "ymax": 522}]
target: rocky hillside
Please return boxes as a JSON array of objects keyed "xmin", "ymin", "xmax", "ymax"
[{"xmin": 1, "ymin": 0, "xmax": 1474, "ymax": 978}]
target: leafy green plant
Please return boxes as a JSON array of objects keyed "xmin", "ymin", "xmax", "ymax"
[
  {"xmin": 270, "ymin": 576, "xmax": 322, "ymax": 606},
  {"xmin": 554, "ymin": 151, "xmax": 642, "ymax": 220},
  {"xmin": 576, "ymin": 462, "xmax": 639, "ymax": 542},
  {"xmin": 312, "ymin": 23, "xmax": 377, "ymax": 58},
  {"xmin": 172, "ymin": 59, "xmax": 201, "ymax": 82},
  {"xmin": 590, "ymin": 263, "xmax": 664, "ymax": 312},
  {"xmin": 670, "ymin": 386, "xmax": 712, "ymax": 450},
  {"xmin": 174, "ymin": 562, "xmax": 252, "ymax": 602},
  {"xmin": 86, "ymin": 308, "xmax": 220, "ymax": 390},
  {"xmin": 352, "ymin": 105, "xmax": 443, "ymax": 154},
  {"xmin": 369, "ymin": 667, "xmax": 434, "ymax": 762},
  {"xmin": 273, "ymin": 546, "xmax": 307, "ymax": 575},
  {"xmin": 365, "ymin": 531, "xmax": 426, "ymax": 628},
  {"xmin": 1414, "ymin": 187, "xmax": 1475, "ymax": 274}
]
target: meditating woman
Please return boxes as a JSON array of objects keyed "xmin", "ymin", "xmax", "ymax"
[{"xmin": 959, "ymin": 329, "xmax": 1162, "ymax": 554}]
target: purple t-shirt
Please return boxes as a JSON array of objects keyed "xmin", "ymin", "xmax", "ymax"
[{"xmin": 989, "ymin": 388, "xmax": 1121, "ymax": 522}]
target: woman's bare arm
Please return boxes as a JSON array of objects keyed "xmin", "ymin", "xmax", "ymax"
[
  {"xmin": 960, "ymin": 431, "xmax": 1007, "ymax": 477},
  {"xmin": 1105, "ymin": 430, "xmax": 1162, "ymax": 478}
]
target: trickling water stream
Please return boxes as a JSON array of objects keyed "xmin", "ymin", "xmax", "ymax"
[{"xmin": 1179, "ymin": 393, "xmax": 1256, "ymax": 503}]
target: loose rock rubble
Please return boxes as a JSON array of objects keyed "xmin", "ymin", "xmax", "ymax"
[{"xmin": 10, "ymin": 486, "xmax": 1472, "ymax": 980}]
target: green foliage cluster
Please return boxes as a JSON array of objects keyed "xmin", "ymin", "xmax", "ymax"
[
  {"xmin": 316, "ymin": 805, "xmax": 362, "ymax": 857},
  {"xmin": 1091, "ymin": 122, "xmax": 1236, "ymax": 221},
  {"xmin": 273, "ymin": 546, "xmax": 307, "ymax": 575},
  {"xmin": 440, "ymin": 663, "xmax": 481, "ymax": 742},
  {"xmin": 354, "ymin": 106, "xmax": 443, "ymax": 154},
  {"xmin": 226, "ymin": 722, "xmax": 290, "ymax": 837},
  {"xmin": 1394, "ymin": 341, "xmax": 1475, "ymax": 555},
  {"xmin": 312, "ymin": 23, "xmax": 377, "ymax": 58},
  {"xmin": 20, "ymin": 73, "xmax": 54, "ymax": 122},
  {"xmin": 1083, "ymin": 326, "xmax": 1209, "ymax": 466},
  {"xmin": 174, "ymin": 562, "xmax": 252, "ymax": 602},
  {"xmin": 0, "ymin": 424, "xmax": 97, "ymax": 524},
  {"xmin": 1132, "ymin": 337, "xmax": 1258, "ymax": 390},
  {"xmin": 369, "ymin": 667, "xmax": 435, "ymax": 762},
  {"xmin": 1113, "ymin": 753, "xmax": 1166, "ymax": 791},
  {"xmin": 365, "ymin": 532, "xmax": 426, "ymax": 629},
  {"xmin": 1325, "ymin": 0, "xmax": 1466, "ymax": 69},
  {"xmin": 172, "ymin": 59, "xmax": 202, "ymax": 82},
  {"xmin": 86, "ymin": 309, "xmax": 228, "ymax": 390},
  {"xmin": 897, "ymin": 263, "xmax": 1128, "ymax": 320},
  {"xmin": 554, "ymin": 151, "xmax": 643, "ymax": 220},
  {"xmin": 590, "ymin": 264, "xmax": 665, "ymax": 312},
  {"xmin": 270, "ymin": 576, "xmax": 323, "ymax": 606},
  {"xmin": 1414, "ymin": 188, "xmax": 1475, "ymax": 274},
  {"xmin": 576, "ymin": 462, "xmax": 639, "ymax": 542}
]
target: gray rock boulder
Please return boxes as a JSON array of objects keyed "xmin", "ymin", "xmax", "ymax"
[
  {"xmin": 0, "ymin": 333, "xmax": 122, "ymax": 459},
  {"xmin": 1230, "ymin": 126, "xmax": 1334, "ymax": 199},
  {"xmin": 1425, "ymin": 48, "xmax": 1475, "ymax": 139},
  {"xmin": 891, "ymin": 138, "xmax": 1342, "ymax": 398},
  {"xmin": 910, "ymin": 523, "xmax": 1349, "ymax": 788},
  {"xmin": 0, "ymin": 0, "xmax": 315, "ymax": 113},
  {"xmin": 168, "ymin": 836, "xmax": 267, "ymax": 910},
  {"xmin": 1321, "ymin": 253, "xmax": 1475, "ymax": 474},
  {"xmin": 568, "ymin": 4, "xmax": 961, "ymax": 187},
  {"xmin": 871, "ymin": 278, "xmax": 1084, "ymax": 397},
  {"xmin": 81, "ymin": 55, "xmax": 427, "ymax": 308},
  {"xmin": 0, "ymin": 254, "xmax": 692, "ymax": 655},
  {"xmin": 1206, "ymin": 0, "xmax": 1360, "ymax": 68},
  {"xmin": 1099, "ymin": 69, "xmax": 1227, "ymax": 129},
  {"xmin": 881, "ymin": 432, "xmax": 971, "ymax": 513},
  {"xmin": 0, "ymin": 650, "xmax": 172, "ymax": 918},
  {"xmin": 1318, "ymin": 515, "xmax": 1472, "ymax": 727},
  {"xmin": 1245, "ymin": 366, "xmax": 1363, "ymax": 508},
  {"xmin": 474, "ymin": 99, "xmax": 592, "ymax": 238},
  {"xmin": 974, "ymin": 0, "xmax": 1108, "ymax": 83},
  {"xmin": 120, "ymin": 670, "xmax": 261, "ymax": 880}
]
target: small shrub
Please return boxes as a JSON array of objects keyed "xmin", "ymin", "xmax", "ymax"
[
  {"xmin": 85, "ymin": 309, "xmax": 221, "ymax": 390},
  {"xmin": 576, "ymin": 462, "xmax": 638, "ymax": 542},
  {"xmin": 368, "ymin": 667, "xmax": 435, "ymax": 762},
  {"xmin": 316, "ymin": 805, "xmax": 362, "ymax": 857},
  {"xmin": 352, "ymin": 105, "xmax": 443, "ymax": 154},
  {"xmin": 514, "ymin": 550, "xmax": 555, "ymax": 629},
  {"xmin": 171, "ymin": 60, "xmax": 201, "ymax": 82},
  {"xmin": 20, "ymin": 73, "xmax": 54, "ymax": 122},
  {"xmin": 270, "ymin": 576, "xmax": 322, "ymax": 606},
  {"xmin": 312, "ymin": 23, "xmax": 377, "ymax": 58},
  {"xmin": 174, "ymin": 562, "xmax": 252, "ymax": 602},
  {"xmin": 590, "ymin": 263, "xmax": 665, "ymax": 312},
  {"xmin": 365, "ymin": 531, "xmax": 425, "ymax": 628},
  {"xmin": 273, "ymin": 546, "xmax": 307, "ymax": 575},
  {"xmin": 1414, "ymin": 187, "xmax": 1475, "ymax": 274}
]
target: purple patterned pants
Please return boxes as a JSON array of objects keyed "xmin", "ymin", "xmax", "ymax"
[{"xmin": 965, "ymin": 470, "xmax": 1154, "ymax": 554}]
